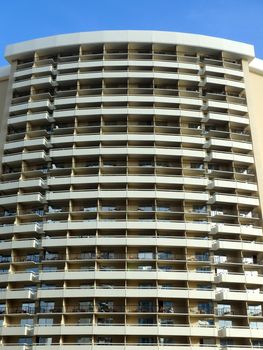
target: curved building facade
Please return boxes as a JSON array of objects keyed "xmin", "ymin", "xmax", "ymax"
[{"xmin": 0, "ymin": 31, "xmax": 263, "ymax": 349}]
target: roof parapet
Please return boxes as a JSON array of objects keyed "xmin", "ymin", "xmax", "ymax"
[{"xmin": 5, "ymin": 30, "xmax": 255, "ymax": 62}]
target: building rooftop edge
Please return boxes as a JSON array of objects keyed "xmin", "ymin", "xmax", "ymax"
[
  {"xmin": 249, "ymin": 58, "xmax": 263, "ymax": 75},
  {"xmin": 4, "ymin": 30, "xmax": 255, "ymax": 62},
  {"xmin": 0, "ymin": 65, "xmax": 10, "ymax": 80}
]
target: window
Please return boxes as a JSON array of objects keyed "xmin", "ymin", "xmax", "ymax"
[
  {"xmin": 26, "ymin": 267, "xmax": 39, "ymax": 273},
  {"xmin": 98, "ymin": 317, "xmax": 113, "ymax": 324},
  {"xmin": 18, "ymin": 338, "xmax": 33, "ymax": 345},
  {"xmin": 20, "ymin": 319, "xmax": 34, "ymax": 326},
  {"xmin": 26, "ymin": 254, "xmax": 39, "ymax": 262},
  {"xmin": 97, "ymin": 301, "xmax": 114, "ymax": 312},
  {"xmin": 79, "ymin": 317, "xmax": 92, "ymax": 325},
  {"xmin": 243, "ymin": 256, "xmax": 257, "ymax": 264},
  {"xmin": 197, "ymin": 284, "xmax": 211, "ymax": 290},
  {"xmin": 252, "ymin": 340, "xmax": 263, "ymax": 347},
  {"xmin": 77, "ymin": 337, "xmax": 92, "ymax": 344},
  {"xmin": 139, "ymin": 161, "xmax": 154, "ymax": 167},
  {"xmin": 219, "ymin": 320, "xmax": 232, "ymax": 328},
  {"xmin": 200, "ymin": 338, "xmax": 216, "ymax": 345},
  {"xmin": 213, "ymin": 255, "xmax": 227, "ymax": 263},
  {"xmin": 157, "ymin": 206, "xmax": 170, "ymax": 212},
  {"xmin": 220, "ymin": 339, "xmax": 233, "ymax": 347},
  {"xmin": 100, "ymin": 252, "xmax": 115, "ymax": 259},
  {"xmin": 159, "ymin": 337, "xmax": 174, "ymax": 344},
  {"xmin": 38, "ymin": 318, "xmax": 53, "ymax": 326},
  {"xmin": 22, "ymin": 303, "xmax": 35, "ymax": 313},
  {"xmin": 159, "ymin": 319, "xmax": 174, "ymax": 325},
  {"xmin": 159, "ymin": 284, "xmax": 173, "ymax": 289},
  {"xmin": 248, "ymin": 305, "xmax": 262, "ymax": 316},
  {"xmin": 43, "ymin": 266, "xmax": 58, "ymax": 272},
  {"xmin": 245, "ymin": 270, "xmax": 258, "ymax": 277},
  {"xmin": 158, "ymin": 252, "xmax": 172, "ymax": 260},
  {"xmin": 80, "ymin": 252, "xmax": 94, "ymax": 259},
  {"xmin": 79, "ymin": 301, "xmax": 93, "ymax": 312},
  {"xmin": 138, "ymin": 300, "xmax": 154, "ymax": 312},
  {"xmin": 139, "ymin": 283, "xmax": 155, "ymax": 289},
  {"xmin": 250, "ymin": 322, "xmax": 263, "ymax": 329},
  {"xmin": 159, "ymin": 301, "xmax": 174, "ymax": 313},
  {"xmin": 158, "ymin": 266, "xmax": 172, "ymax": 271},
  {"xmin": 198, "ymin": 302, "xmax": 213, "ymax": 314},
  {"xmin": 139, "ymin": 337, "xmax": 155, "ymax": 344},
  {"xmin": 216, "ymin": 268, "xmax": 228, "ymax": 274},
  {"xmin": 138, "ymin": 265, "xmax": 153, "ymax": 270},
  {"xmin": 193, "ymin": 205, "xmax": 207, "ymax": 214},
  {"xmin": 0, "ymin": 255, "xmax": 11, "ymax": 263},
  {"xmin": 195, "ymin": 251, "xmax": 209, "ymax": 261},
  {"xmin": 41, "ymin": 284, "xmax": 56, "ymax": 290},
  {"xmin": 191, "ymin": 163, "xmax": 204, "ymax": 169},
  {"xmin": 138, "ymin": 252, "xmax": 154, "ymax": 259},
  {"xmin": 0, "ymin": 304, "xmax": 5, "ymax": 314},
  {"xmin": 97, "ymin": 337, "xmax": 112, "ymax": 344},
  {"xmin": 38, "ymin": 337, "xmax": 52, "ymax": 345},
  {"xmin": 217, "ymin": 304, "xmax": 231, "ymax": 316},
  {"xmin": 198, "ymin": 319, "xmax": 214, "ymax": 326},
  {"xmin": 196, "ymin": 266, "xmax": 211, "ymax": 272},
  {"xmin": 139, "ymin": 317, "xmax": 154, "ymax": 325},
  {"xmin": 44, "ymin": 252, "xmax": 59, "ymax": 260},
  {"xmin": 138, "ymin": 205, "xmax": 154, "ymax": 211},
  {"xmin": 188, "ymin": 123, "xmax": 201, "ymax": 129},
  {"xmin": 40, "ymin": 301, "xmax": 55, "ymax": 313},
  {"xmin": 27, "ymin": 285, "xmax": 37, "ymax": 291}
]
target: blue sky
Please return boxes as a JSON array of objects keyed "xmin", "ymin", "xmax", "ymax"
[{"xmin": 1, "ymin": 0, "xmax": 263, "ymax": 66}]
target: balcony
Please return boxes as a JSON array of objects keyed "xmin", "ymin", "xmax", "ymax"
[
  {"xmin": 2, "ymin": 150, "xmax": 50, "ymax": 164},
  {"xmin": 50, "ymin": 146, "xmax": 206, "ymax": 160},
  {"xmin": 9, "ymin": 100, "xmax": 53, "ymax": 114},
  {"xmin": 14, "ymin": 63, "xmax": 54, "ymax": 78},
  {"xmin": 0, "ymin": 325, "xmax": 33, "ymax": 336},
  {"xmin": 0, "ymin": 178, "xmax": 45, "ymax": 192},
  {"xmin": 0, "ymin": 192, "xmax": 44, "ymax": 206},
  {"xmin": 0, "ymin": 288, "xmax": 35, "ymax": 300},
  {"xmin": 212, "ymin": 239, "xmax": 263, "ymax": 252},
  {"xmin": 47, "ymin": 174, "xmax": 208, "ymax": 188},
  {"xmin": 46, "ymin": 189, "xmax": 209, "ymax": 202},
  {"xmin": 208, "ymin": 179, "xmax": 257, "ymax": 192},
  {"xmin": 13, "ymin": 76, "xmax": 55, "ymax": 89},
  {"xmin": 7, "ymin": 112, "xmax": 52, "ymax": 126},
  {"xmin": 215, "ymin": 272, "xmax": 263, "ymax": 285},
  {"xmin": 32, "ymin": 323, "xmax": 217, "ymax": 337},
  {"xmin": 216, "ymin": 289, "xmax": 263, "ymax": 303},
  {"xmin": 0, "ymin": 344, "xmax": 236, "ymax": 350},
  {"xmin": 200, "ymin": 76, "xmax": 244, "ymax": 89},
  {"xmin": 4, "ymin": 137, "xmax": 50, "ymax": 151},
  {"xmin": 53, "ymin": 106, "xmax": 203, "ymax": 121},
  {"xmin": 0, "ymin": 345, "xmax": 30, "ymax": 350},
  {"xmin": 205, "ymin": 151, "xmax": 254, "ymax": 164},
  {"xmin": 56, "ymin": 71, "xmax": 200, "ymax": 84},
  {"xmin": 204, "ymin": 139, "xmax": 252, "ymax": 152},
  {"xmin": 209, "ymin": 193, "xmax": 259, "ymax": 206},
  {"xmin": 50, "ymin": 133, "xmax": 204, "ymax": 146},
  {"xmin": 202, "ymin": 99, "xmax": 248, "ymax": 113},
  {"xmin": 202, "ymin": 112, "xmax": 249, "ymax": 125},
  {"xmin": 0, "ymin": 238, "xmax": 39, "ymax": 250},
  {"xmin": 219, "ymin": 326, "xmax": 263, "ymax": 338},
  {"xmin": 203, "ymin": 62, "xmax": 243, "ymax": 75},
  {"xmin": 0, "ymin": 223, "xmax": 42, "ymax": 236},
  {"xmin": 211, "ymin": 224, "xmax": 262, "ymax": 237},
  {"xmin": 0, "ymin": 272, "xmax": 37, "ymax": 283}
]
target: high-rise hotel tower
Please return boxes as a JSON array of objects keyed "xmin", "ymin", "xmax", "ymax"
[{"xmin": 0, "ymin": 31, "xmax": 263, "ymax": 349}]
